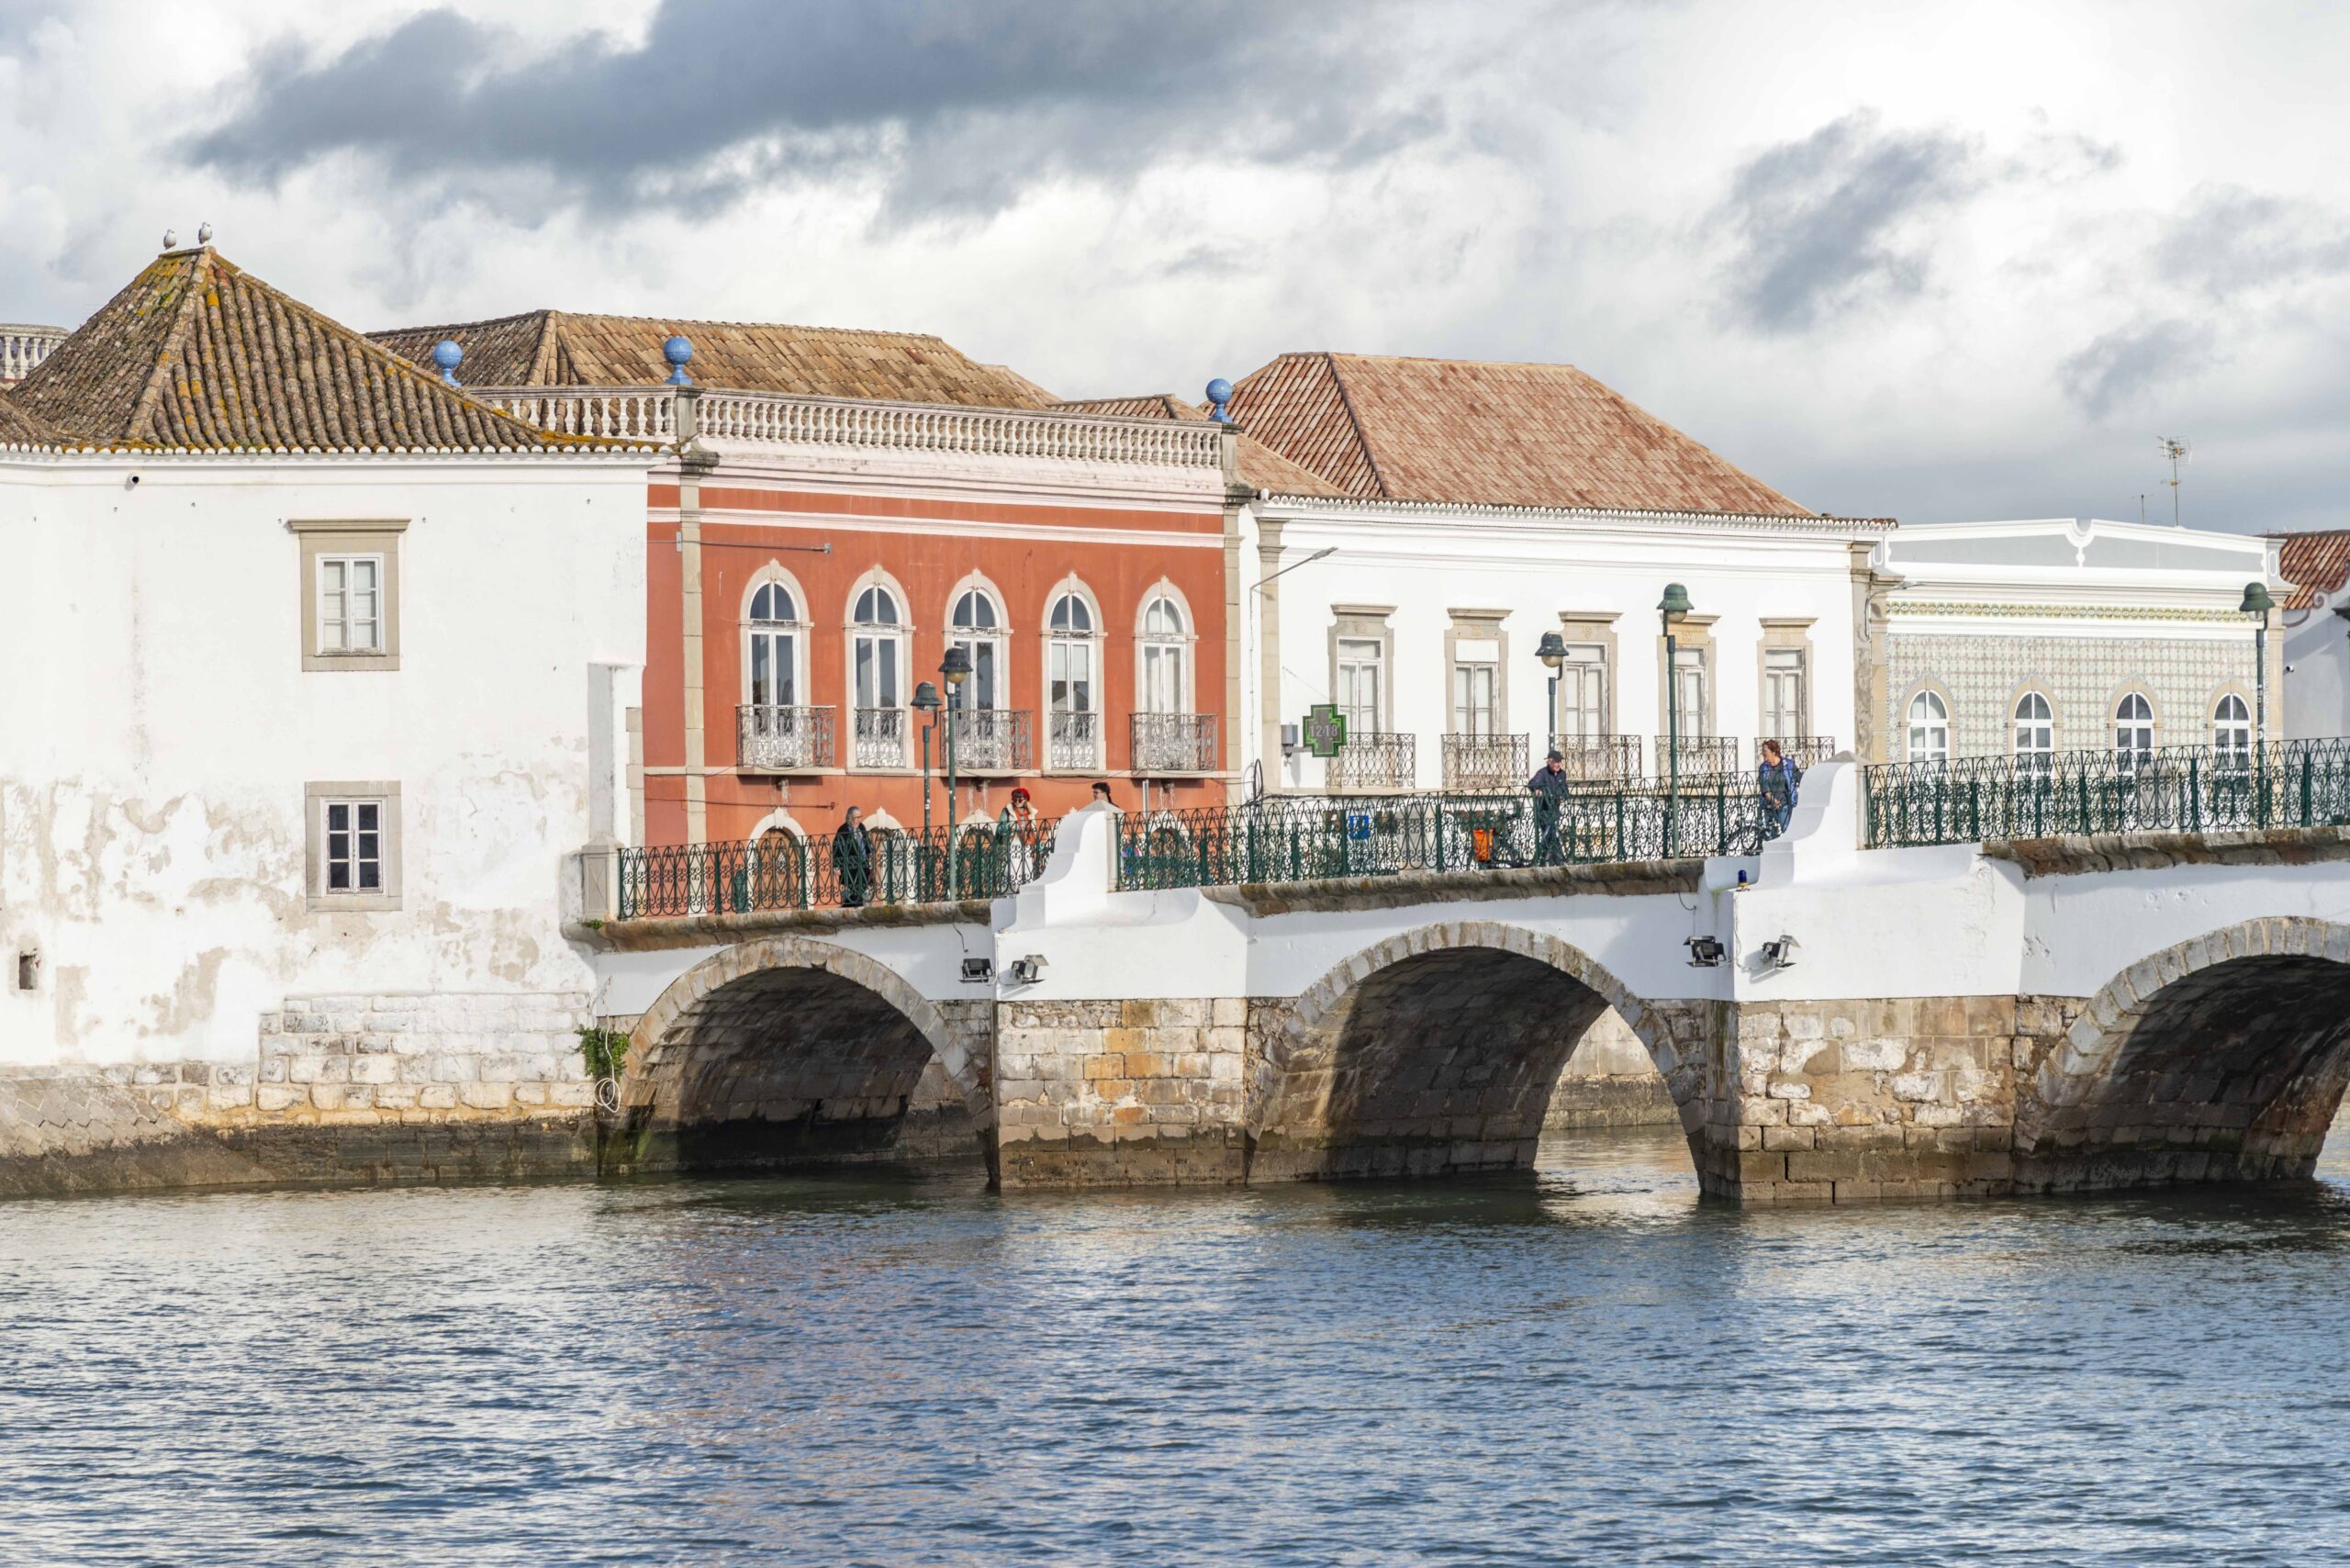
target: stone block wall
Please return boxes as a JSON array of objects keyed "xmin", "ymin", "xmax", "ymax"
[
  {"xmin": 994, "ymin": 998, "xmax": 1250, "ymax": 1186},
  {"xmin": 1542, "ymin": 1009, "xmax": 1679, "ymax": 1129}
]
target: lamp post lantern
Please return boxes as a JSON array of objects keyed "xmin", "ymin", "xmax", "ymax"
[
  {"xmin": 1658, "ymin": 583, "xmax": 1693, "ymax": 851},
  {"xmin": 2240, "ymin": 581, "xmax": 2275, "ymax": 752},
  {"xmin": 912, "ymin": 680, "xmax": 942, "ymax": 876},
  {"xmin": 939, "ymin": 646, "xmax": 972, "ymax": 898}
]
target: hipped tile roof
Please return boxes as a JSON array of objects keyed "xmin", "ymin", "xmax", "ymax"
[
  {"xmin": 2272, "ymin": 529, "xmax": 2350, "ymax": 611},
  {"xmin": 372, "ymin": 310, "xmax": 1056, "ymax": 409},
  {"xmin": 0, "ymin": 390, "xmax": 64, "ymax": 446},
  {"xmin": 1054, "ymin": 392, "xmax": 1348, "ymax": 498},
  {"xmin": 1225, "ymin": 352, "xmax": 1811, "ymax": 516},
  {"xmin": 9, "ymin": 248, "xmax": 586, "ymax": 452}
]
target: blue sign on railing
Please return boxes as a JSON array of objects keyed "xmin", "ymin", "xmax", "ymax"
[{"xmin": 1345, "ymin": 812, "xmax": 1373, "ymax": 842}]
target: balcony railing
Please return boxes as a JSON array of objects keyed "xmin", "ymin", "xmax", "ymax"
[
  {"xmin": 853, "ymin": 708, "xmax": 909, "ymax": 768},
  {"xmin": 1659, "ymin": 735, "xmax": 1740, "ymax": 779},
  {"xmin": 1762, "ymin": 735, "xmax": 1840, "ymax": 771},
  {"xmin": 1863, "ymin": 739, "xmax": 2350, "ymax": 847},
  {"xmin": 1115, "ymin": 786, "xmax": 1762, "ymax": 891},
  {"xmin": 1049, "ymin": 710, "xmax": 1100, "ymax": 770},
  {"xmin": 1550, "ymin": 734, "xmax": 1644, "ymax": 782},
  {"xmin": 615, "ymin": 818, "xmax": 1059, "ymax": 918},
  {"xmin": 944, "ymin": 708, "xmax": 1034, "ymax": 774},
  {"xmin": 1132, "ymin": 712, "xmax": 1218, "ymax": 774},
  {"xmin": 0, "ymin": 324, "xmax": 65, "ymax": 386},
  {"xmin": 1442, "ymin": 733, "xmax": 1528, "ymax": 790},
  {"xmin": 736, "ymin": 705, "xmax": 834, "ymax": 771},
  {"xmin": 1327, "ymin": 732, "xmax": 1416, "ymax": 792},
  {"xmin": 475, "ymin": 386, "xmax": 1225, "ymax": 470}
]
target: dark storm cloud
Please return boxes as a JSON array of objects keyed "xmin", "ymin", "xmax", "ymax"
[
  {"xmin": 2153, "ymin": 185, "xmax": 2350, "ymax": 299},
  {"xmin": 1717, "ymin": 111, "xmax": 1978, "ymax": 333},
  {"xmin": 184, "ymin": 0, "xmax": 1437, "ymax": 221},
  {"xmin": 2058, "ymin": 318, "xmax": 2218, "ymax": 419}
]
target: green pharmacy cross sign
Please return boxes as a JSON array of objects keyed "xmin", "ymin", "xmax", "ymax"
[{"xmin": 1304, "ymin": 703, "xmax": 1348, "ymax": 758}]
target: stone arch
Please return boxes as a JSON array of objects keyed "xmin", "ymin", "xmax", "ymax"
[
  {"xmin": 1248, "ymin": 920, "xmax": 1708, "ymax": 1182},
  {"xmin": 619, "ymin": 935, "xmax": 993, "ymax": 1175},
  {"xmin": 2017, "ymin": 917, "xmax": 2350, "ymax": 1191}
]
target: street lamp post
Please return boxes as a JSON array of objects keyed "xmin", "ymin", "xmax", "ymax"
[
  {"xmin": 2241, "ymin": 581, "xmax": 2276, "ymax": 749},
  {"xmin": 1659, "ymin": 583, "xmax": 1693, "ymax": 852},
  {"xmin": 1536, "ymin": 631, "xmax": 1566, "ymax": 760},
  {"xmin": 912, "ymin": 680, "xmax": 942, "ymax": 891},
  {"xmin": 939, "ymin": 646, "xmax": 972, "ymax": 898}
]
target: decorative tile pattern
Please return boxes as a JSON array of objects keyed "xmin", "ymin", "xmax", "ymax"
[{"xmin": 1887, "ymin": 630, "xmax": 2257, "ymax": 757}]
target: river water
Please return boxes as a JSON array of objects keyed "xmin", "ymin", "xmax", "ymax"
[{"xmin": 6, "ymin": 1130, "xmax": 2350, "ymax": 1566}]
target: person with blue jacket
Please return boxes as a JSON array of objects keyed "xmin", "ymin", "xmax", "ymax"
[{"xmin": 1758, "ymin": 740, "xmax": 1803, "ymax": 839}]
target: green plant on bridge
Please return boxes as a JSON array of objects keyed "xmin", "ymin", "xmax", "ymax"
[{"xmin": 577, "ymin": 1025, "xmax": 629, "ymax": 1081}]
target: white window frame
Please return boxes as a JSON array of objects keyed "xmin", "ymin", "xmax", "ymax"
[
  {"xmin": 1673, "ymin": 646, "xmax": 1711, "ymax": 740},
  {"xmin": 1556, "ymin": 643, "xmax": 1607, "ymax": 740},
  {"xmin": 1136, "ymin": 586, "xmax": 1194, "ymax": 718},
  {"xmin": 1450, "ymin": 658, "xmax": 1499, "ymax": 737},
  {"xmin": 947, "ymin": 581, "xmax": 1009, "ymax": 712},
  {"xmin": 1337, "ymin": 635, "xmax": 1385, "ymax": 736},
  {"xmin": 1906, "ymin": 689, "xmax": 1950, "ymax": 764},
  {"xmin": 1762, "ymin": 647, "xmax": 1807, "ymax": 744},
  {"xmin": 2013, "ymin": 691, "xmax": 2054, "ymax": 773},
  {"xmin": 743, "ymin": 575, "xmax": 805, "ymax": 711},
  {"xmin": 2114, "ymin": 692, "xmax": 2155, "ymax": 764},
  {"xmin": 292, "ymin": 520, "xmax": 405, "ymax": 672},
  {"xmin": 849, "ymin": 578, "xmax": 907, "ymax": 713},
  {"xmin": 304, "ymin": 781, "xmax": 401, "ymax": 912},
  {"xmin": 2213, "ymin": 693, "xmax": 2253, "ymax": 762}
]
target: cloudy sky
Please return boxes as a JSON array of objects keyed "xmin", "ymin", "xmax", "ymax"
[{"xmin": 4, "ymin": 0, "xmax": 2344, "ymax": 531}]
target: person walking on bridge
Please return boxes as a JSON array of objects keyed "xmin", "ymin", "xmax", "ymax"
[
  {"xmin": 1758, "ymin": 740, "xmax": 1803, "ymax": 841},
  {"xmin": 833, "ymin": 805, "xmax": 875, "ymax": 908},
  {"xmin": 1527, "ymin": 749, "xmax": 1572, "ymax": 865}
]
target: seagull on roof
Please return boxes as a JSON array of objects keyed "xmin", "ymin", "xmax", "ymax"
[
  {"xmin": 197, "ymin": 220, "xmax": 212, "ymax": 245},
  {"xmin": 162, "ymin": 228, "xmax": 176, "ymax": 251}
]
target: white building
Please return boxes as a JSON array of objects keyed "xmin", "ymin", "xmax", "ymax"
[
  {"xmin": 0, "ymin": 243, "xmax": 652, "ymax": 1149},
  {"xmin": 1873, "ymin": 518, "xmax": 2283, "ymax": 764},
  {"xmin": 2275, "ymin": 530, "xmax": 2350, "ymax": 741},
  {"xmin": 1214, "ymin": 353, "xmax": 1886, "ymax": 793}
]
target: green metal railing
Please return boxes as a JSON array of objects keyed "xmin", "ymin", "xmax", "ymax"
[
  {"xmin": 616, "ymin": 818, "xmax": 1057, "ymax": 919},
  {"xmin": 1114, "ymin": 786, "xmax": 1762, "ymax": 892},
  {"xmin": 1863, "ymin": 739, "xmax": 2350, "ymax": 847}
]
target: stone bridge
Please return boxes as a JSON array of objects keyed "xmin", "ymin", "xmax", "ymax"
[{"xmin": 587, "ymin": 764, "xmax": 2350, "ymax": 1202}]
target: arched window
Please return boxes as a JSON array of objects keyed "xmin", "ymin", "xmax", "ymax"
[
  {"xmin": 1047, "ymin": 590, "xmax": 1098, "ymax": 767},
  {"xmin": 2114, "ymin": 693, "xmax": 2154, "ymax": 764},
  {"xmin": 2013, "ymin": 692, "xmax": 2053, "ymax": 774},
  {"xmin": 948, "ymin": 588, "xmax": 1003, "ymax": 710},
  {"xmin": 2213, "ymin": 693, "xmax": 2252, "ymax": 762},
  {"xmin": 1140, "ymin": 594, "xmax": 1188, "ymax": 715},
  {"xmin": 852, "ymin": 586, "xmax": 902, "ymax": 711},
  {"xmin": 1905, "ymin": 690, "xmax": 1949, "ymax": 763},
  {"xmin": 745, "ymin": 582, "xmax": 799, "ymax": 710}
]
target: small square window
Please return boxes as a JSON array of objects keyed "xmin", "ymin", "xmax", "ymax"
[
  {"xmin": 293, "ymin": 521, "xmax": 404, "ymax": 671},
  {"xmin": 307, "ymin": 783, "xmax": 401, "ymax": 911}
]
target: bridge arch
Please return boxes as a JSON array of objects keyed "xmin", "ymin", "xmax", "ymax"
[
  {"xmin": 619, "ymin": 935, "xmax": 992, "ymax": 1174},
  {"xmin": 2018, "ymin": 917, "xmax": 2350, "ymax": 1189},
  {"xmin": 1248, "ymin": 920, "xmax": 1708, "ymax": 1182}
]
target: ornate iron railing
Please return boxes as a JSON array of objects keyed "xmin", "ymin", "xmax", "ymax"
[
  {"xmin": 1049, "ymin": 710, "xmax": 1100, "ymax": 770},
  {"xmin": 1660, "ymin": 735, "xmax": 1740, "ymax": 778},
  {"xmin": 1132, "ymin": 712, "xmax": 1218, "ymax": 773},
  {"xmin": 614, "ymin": 818, "xmax": 1059, "ymax": 918},
  {"xmin": 1327, "ymin": 732, "xmax": 1416, "ymax": 791},
  {"xmin": 1863, "ymin": 740, "xmax": 2350, "ymax": 847},
  {"xmin": 853, "ymin": 708, "xmax": 909, "ymax": 768},
  {"xmin": 1442, "ymin": 733, "xmax": 1528, "ymax": 790},
  {"xmin": 1762, "ymin": 735, "xmax": 1839, "ymax": 771},
  {"xmin": 1550, "ymin": 734, "xmax": 1644, "ymax": 782},
  {"xmin": 1114, "ymin": 785, "xmax": 1762, "ymax": 890},
  {"xmin": 944, "ymin": 708, "xmax": 1034, "ymax": 774},
  {"xmin": 736, "ymin": 705, "xmax": 835, "ymax": 771}
]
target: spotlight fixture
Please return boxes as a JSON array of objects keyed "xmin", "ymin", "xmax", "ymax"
[
  {"xmin": 1762, "ymin": 935, "xmax": 1800, "ymax": 970},
  {"xmin": 959, "ymin": 958, "xmax": 994, "ymax": 984},
  {"xmin": 1684, "ymin": 935, "xmax": 1725, "ymax": 968},
  {"xmin": 1007, "ymin": 955, "xmax": 1048, "ymax": 985}
]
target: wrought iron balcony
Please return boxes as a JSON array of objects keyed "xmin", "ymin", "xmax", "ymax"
[
  {"xmin": 1761, "ymin": 734, "xmax": 1839, "ymax": 771},
  {"xmin": 736, "ymin": 705, "xmax": 835, "ymax": 772},
  {"xmin": 943, "ymin": 708, "xmax": 1035, "ymax": 774},
  {"xmin": 1327, "ymin": 732, "xmax": 1416, "ymax": 792},
  {"xmin": 1442, "ymin": 733, "xmax": 1528, "ymax": 790},
  {"xmin": 1049, "ymin": 710, "xmax": 1100, "ymax": 770},
  {"xmin": 1550, "ymin": 734, "xmax": 1644, "ymax": 782},
  {"xmin": 1659, "ymin": 735, "xmax": 1740, "ymax": 779},
  {"xmin": 1132, "ymin": 712, "xmax": 1218, "ymax": 774},
  {"xmin": 853, "ymin": 708, "xmax": 909, "ymax": 768}
]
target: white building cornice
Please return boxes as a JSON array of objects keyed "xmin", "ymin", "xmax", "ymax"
[{"xmin": 1252, "ymin": 490, "xmax": 1890, "ymax": 539}]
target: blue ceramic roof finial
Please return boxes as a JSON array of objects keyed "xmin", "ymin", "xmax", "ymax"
[
  {"xmin": 1205, "ymin": 377, "xmax": 1234, "ymax": 424},
  {"xmin": 431, "ymin": 339, "xmax": 464, "ymax": 386},
  {"xmin": 663, "ymin": 334, "xmax": 694, "ymax": 386}
]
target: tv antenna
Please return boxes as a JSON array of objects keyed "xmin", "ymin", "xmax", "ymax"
[{"xmin": 2156, "ymin": 437, "xmax": 2190, "ymax": 526}]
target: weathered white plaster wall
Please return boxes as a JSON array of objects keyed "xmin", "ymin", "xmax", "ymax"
[
  {"xmin": 0, "ymin": 452, "xmax": 649, "ymax": 1070},
  {"xmin": 2283, "ymin": 588, "xmax": 2350, "ymax": 742}
]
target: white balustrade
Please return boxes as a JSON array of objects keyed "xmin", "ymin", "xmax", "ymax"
[{"xmin": 0, "ymin": 325, "xmax": 67, "ymax": 385}]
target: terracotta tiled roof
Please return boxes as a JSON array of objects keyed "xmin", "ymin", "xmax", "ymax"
[
  {"xmin": 1055, "ymin": 392, "xmax": 1348, "ymax": 498},
  {"xmin": 9, "ymin": 249, "xmax": 586, "ymax": 452},
  {"xmin": 372, "ymin": 310, "xmax": 1056, "ymax": 409},
  {"xmin": 2271, "ymin": 529, "xmax": 2350, "ymax": 611},
  {"xmin": 0, "ymin": 390, "xmax": 64, "ymax": 446},
  {"xmin": 1225, "ymin": 352, "xmax": 1812, "ymax": 516}
]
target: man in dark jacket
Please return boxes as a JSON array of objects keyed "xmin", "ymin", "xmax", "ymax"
[
  {"xmin": 833, "ymin": 806, "xmax": 874, "ymax": 907},
  {"xmin": 1527, "ymin": 749, "xmax": 1572, "ymax": 864},
  {"xmin": 1758, "ymin": 740, "xmax": 1803, "ymax": 839}
]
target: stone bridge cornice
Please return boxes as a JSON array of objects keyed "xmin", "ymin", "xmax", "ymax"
[
  {"xmin": 1985, "ymin": 825, "xmax": 2350, "ymax": 879},
  {"xmin": 1203, "ymin": 858, "xmax": 1707, "ymax": 917},
  {"xmin": 573, "ymin": 899, "xmax": 993, "ymax": 952}
]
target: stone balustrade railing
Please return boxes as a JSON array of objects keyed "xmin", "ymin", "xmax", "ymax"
[
  {"xmin": 1, "ymin": 325, "xmax": 67, "ymax": 384},
  {"xmin": 474, "ymin": 385, "xmax": 1225, "ymax": 470}
]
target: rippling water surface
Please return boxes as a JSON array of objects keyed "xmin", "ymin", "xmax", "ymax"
[{"xmin": 6, "ymin": 1130, "xmax": 2350, "ymax": 1565}]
